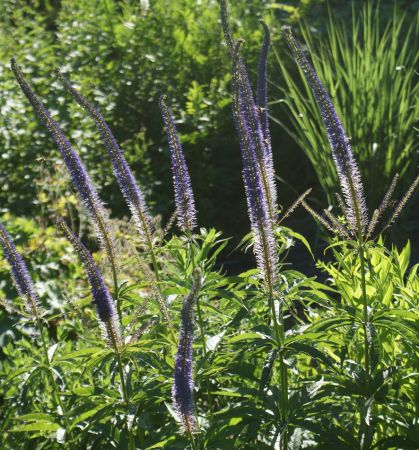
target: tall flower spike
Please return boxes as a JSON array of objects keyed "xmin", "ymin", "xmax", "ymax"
[
  {"xmin": 220, "ymin": 0, "xmax": 277, "ymax": 222},
  {"xmin": 172, "ymin": 268, "xmax": 202, "ymax": 434},
  {"xmin": 57, "ymin": 218, "xmax": 120, "ymax": 347},
  {"xmin": 232, "ymin": 40, "xmax": 277, "ymax": 286},
  {"xmin": 159, "ymin": 95, "xmax": 197, "ymax": 234},
  {"xmin": 0, "ymin": 222, "xmax": 40, "ymax": 317},
  {"xmin": 283, "ymin": 27, "xmax": 368, "ymax": 235},
  {"xmin": 10, "ymin": 59, "xmax": 115, "ymax": 266},
  {"xmin": 256, "ymin": 20, "xmax": 271, "ymax": 146},
  {"xmin": 55, "ymin": 69, "xmax": 153, "ymax": 240}
]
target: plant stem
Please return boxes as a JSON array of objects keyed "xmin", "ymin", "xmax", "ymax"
[
  {"xmin": 145, "ymin": 228, "xmax": 177, "ymax": 342},
  {"xmin": 108, "ymin": 328, "xmax": 136, "ymax": 450},
  {"xmin": 36, "ymin": 316, "xmax": 75, "ymax": 448},
  {"xmin": 268, "ymin": 285, "xmax": 288, "ymax": 450},
  {"xmin": 187, "ymin": 235, "xmax": 214, "ymax": 423},
  {"xmin": 349, "ymin": 178, "xmax": 370, "ymax": 449}
]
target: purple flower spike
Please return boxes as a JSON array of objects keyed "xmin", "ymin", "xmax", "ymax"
[
  {"xmin": 232, "ymin": 41, "xmax": 277, "ymax": 286},
  {"xmin": 172, "ymin": 268, "xmax": 202, "ymax": 434},
  {"xmin": 57, "ymin": 218, "xmax": 120, "ymax": 346},
  {"xmin": 0, "ymin": 222, "xmax": 39, "ymax": 316},
  {"xmin": 257, "ymin": 20, "xmax": 271, "ymax": 145},
  {"xmin": 55, "ymin": 69, "xmax": 153, "ymax": 240},
  {"xmin": 10, "ymin": 59, "xmax": 115, "ymax": 263},
  {"xmin": 159, "ymin": 95, "xmax": 197, "ymax": 234},
  {"xmin": 283, "ymin": 28, "xmax": 368, "ymax": 234},
  {"xmin": 220, "ymin": 0, "xmax": 277, "ymax": 223}
]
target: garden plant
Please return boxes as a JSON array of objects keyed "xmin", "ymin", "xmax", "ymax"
[{"xmin": 0, "ymin": 1, "xmax": 417, "ymax": 449}]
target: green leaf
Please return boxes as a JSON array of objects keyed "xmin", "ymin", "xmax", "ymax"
[
  {"xmin": 10, "ymin": 421, "xmax": 61, "ymax": 432},
  {"xmin": 70, "ymin": 404, "xmax": 111, "ymax": 427},
  {"xmin": 211, "ymin": 390, "xmax": 243, "ymax": 397},
  {"xmin": 366, "ymin": 322, "xmax": 380, "ymax": 371},
  {"xmin": 259, "ymin": 349, "xmax": 278, "ymax": 393},
  {"xmin": 227, "ymin": 332, "xmax": 270, "ymax": 343},
  {"xmin": 145, "ymin": 437, "xmax": 177, "ymax": 449},
  {"xmin": 55, "ymin": 347, "xmax": 104, "ymax": 361},
  {"xmin": 285, "ymin": 229, "xmax": 314, "ymax": 259},
  {"xmin": 13, "ymin": 413, "xmax": 55, "ymax": 422},
  {"xmin": 287, "ymin": 342, "xmax": 335, "ymax": 368}
]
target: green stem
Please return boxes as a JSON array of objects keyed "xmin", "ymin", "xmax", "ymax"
[
  {"xmin": 108, "ymin": 328, "xmax": 135, "ymax": 450},
  {"xmin": 348, "ymin": 178, "xmax": 370, "ymax": 449},
  {"xmin": 267, "ymin": 286, "xmax": 288, "ymax": 450},
  {"xmin": 188, "ymin": 430, "xmax": 198, "ymax": 450},
  {"xmin": 36, "ymin": 317, "xmax": 75, "ymax": 448},
  {"xmin": 145, "ymin": 228, "xmax": 177, "ymax": 342},
  {"xmin": 187, "ymin": 235, "xmax": 214, "ymax": 423}
]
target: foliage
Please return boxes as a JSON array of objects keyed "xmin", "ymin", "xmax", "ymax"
[{"xmin": 1, "ymin": 221, "xmax": 417, "ymax": 448}]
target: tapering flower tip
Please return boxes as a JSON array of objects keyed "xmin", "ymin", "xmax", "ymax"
[
  {"xmin": 220, "ymin": 0, "xmax": 235, "ymax": 54},
  {"xmin": 159, "ymin": 94, "xmax": 197, "ymax": 234},
  {"xmin": 54, "ymin": 68, "xmax": 153, "ymax": 239},
  {"xmin": 0, "ymin": 222, "xmax": 40, "ymax": 317},
  {"xmin": 10, "ymin": 59, "xmax": 114, "ymax": 261},
  {"xmin": 232, "ymin": 42, "xmax": 277, "ymax": 286},
  {"xmin": 282, "ymin": 27, "xmax": 368, "ymax": 234},
  {"xmin": 231, "ymin": 36, "xmax": 277, "ymax": 221},
  {"xmin": 172, "ymin": 268, "xmax": 202, "ymax": 434},
  {"xmin": 57, "ymin": 218, "xmax": 120, "ymax": 345},
  {"xmin": 257, "ymin": 20, "xmax": 271, "ymax": 142}
]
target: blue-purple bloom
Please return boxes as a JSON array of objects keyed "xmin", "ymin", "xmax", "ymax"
[
  {"xmin": 283, "ymin": 28, "xmax": 368, "ymax": 234},
  {"xmin": 55, "ymin": 69, "xmax": 154, "ymax": 240},
  {"xmin": 221, "ymin": 1, "xmax": 277, "ymax": 285},
  {"xmin": 159, "ymin": 95, "xmax": 197, "ymax": 234},
  {"xmin": 231, "ymin": 42, "xmax": 277, "ymax": 286},
  {"xmin": 172, "ymin": 269, "xmax": 202, "ymax": 434},
  {"xmin": 256, "ymin": 21, "xmax": 275, "ymax": 200},
  {"xmin": 57, "ymin": 218, "xmax": 120, "ymax": 346},
  {"xmin": 220, "ymin": 1, "xmax": 277, "ymax": 222},
  {"xmin": 0, "ymin": 222, "xmax": 39, "ymax": 316},
  {"xmin": 10, "ymin": 58, "xmax": 115, "ymax": 264}
]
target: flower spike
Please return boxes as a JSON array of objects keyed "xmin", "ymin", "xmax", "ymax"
[
  {"xmin": 0, "ymin": 222, "xmax": 40, "ymax": 317},
  {"xmin": 220, "ymin": 1, "xmax": 277, "ymax": 224},
  {"xmin": 283, "ymin": 27, "xmax": 368, "ymax": 235},
  {"xmin": 231, "ymin": 40, "xmax": 277, "ymax": 286},
  {"xmin": 11, "ymin": 58, "xmax": 115, "ymax": 266},
  {"xmin": 55, "ymin": 68, "xmax": 153, "ymax": 240},
  {"xmin": 172, "ymin": 268, "xmax": 202, "ymax": 434},
  {"xmin": 57, "ymin": 218, "xmax": 120, "ymax": 347},
  {"xmin": 159, "ymin": 95, "xmax": 197, "ymax": 234}
]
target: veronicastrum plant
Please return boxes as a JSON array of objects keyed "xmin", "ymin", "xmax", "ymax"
[
  {"xmin": 282, "ymin": 23, "xmax": 418, "ymax": 449},
  {"xmin": 0, "ymin": 1, "xmax": 417, "ymax": 449}
]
